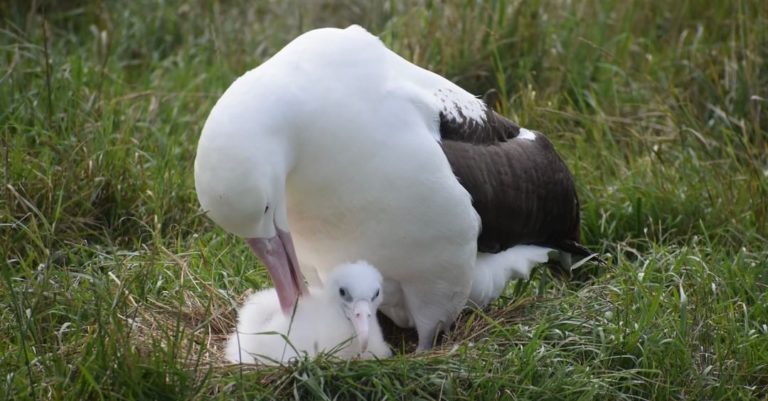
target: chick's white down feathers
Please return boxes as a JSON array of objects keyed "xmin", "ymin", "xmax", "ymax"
[{"xmin": 225, "ymin": 261, "xmax": 391, "ymax": 364}]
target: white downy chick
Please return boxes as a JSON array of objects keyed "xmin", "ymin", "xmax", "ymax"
[{"xmin": 225, "ymin": 261, "xmax": 391, "ymax": 364}]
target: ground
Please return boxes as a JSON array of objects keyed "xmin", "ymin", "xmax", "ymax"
[{"xmin": 1, "ymin": 0, "xmax": 767, "ymax": 400}]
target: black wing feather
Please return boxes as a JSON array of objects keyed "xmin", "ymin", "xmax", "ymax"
[{"xmin": 438, "ymin": 108, "xmax": 587, "ymax": 257}]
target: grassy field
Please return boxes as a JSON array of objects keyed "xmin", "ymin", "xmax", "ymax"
[{"xmin": 2, "ymin": 0, "xmax": 767, "ymax": 399}]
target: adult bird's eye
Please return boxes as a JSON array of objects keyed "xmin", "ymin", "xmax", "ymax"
[
  {"xmin": 372, "ymin": 289, "xmax": 379, "ymax": 301},
  {"xmin": 339, "ymin": 288, "xmax": 347, "ymax": 298}
]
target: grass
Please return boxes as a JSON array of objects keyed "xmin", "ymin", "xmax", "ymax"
[{"xmin": 1, "ymin": 0, "xmax": 767, "ymax": 399}]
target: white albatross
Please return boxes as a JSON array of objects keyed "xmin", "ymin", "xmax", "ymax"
[
  {"xmin": 195, "ymin": 25, "xmax": 594, "ymax": 350},
  {"xmin": 225, "ymin": 261, "xmax": 391, "ymax": 364}
]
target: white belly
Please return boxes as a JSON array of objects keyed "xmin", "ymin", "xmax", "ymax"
[{"xmin": 285, "ymin": 132, "xmax": 479, "ymax": 324}]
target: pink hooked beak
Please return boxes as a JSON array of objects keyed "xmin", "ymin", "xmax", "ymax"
[
  {"xmin": 350, "ymin": 300, "xmax": 372, "ymax": 353},
  {"xmin": 246, "ymin": 228, "xmax": 308, "ymax": 315}
]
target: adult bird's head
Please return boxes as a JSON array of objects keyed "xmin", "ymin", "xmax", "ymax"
[
  {"xmin": 327, "ymin": 261, "xmax": 384, "ymax": 353},
  {"xmin": 194, "ymin": 80, "xmax": 307, "ymax": 315}
]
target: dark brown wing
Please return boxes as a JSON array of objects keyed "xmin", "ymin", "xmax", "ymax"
[{"xmin": 439, "ymin": 109, "xmax": 586, "ymax": 256}]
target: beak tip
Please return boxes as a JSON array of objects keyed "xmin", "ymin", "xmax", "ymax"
[{"xmin": 351, "ymin": 301, "xmax": 373, "ymax": 354}]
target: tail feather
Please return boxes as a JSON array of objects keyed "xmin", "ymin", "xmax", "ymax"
[
  {"xmin": 469, "ymin": 242, "xmax": 605, "ymax": 308},
  {"xmin": 469, "ymin": 245, "xmax": 552, "ymax": 308},
  {"xmin": 544, "ymin": 240, "xmax": 606, "ymax": 277},
  {"xmin": 539, "ymin": 239, "xmax": 592, "ymax": 259}
]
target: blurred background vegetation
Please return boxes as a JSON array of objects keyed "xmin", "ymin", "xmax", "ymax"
[{"xmin": 2, "ymin": 0, "xmax": 766, "ymax": 255}]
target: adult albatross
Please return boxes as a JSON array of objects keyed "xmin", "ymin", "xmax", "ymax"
[{"xmin": 195, "ymin": 25, "xmax": 592, "ymax": 350}]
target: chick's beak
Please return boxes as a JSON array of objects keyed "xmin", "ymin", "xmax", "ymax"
[{"xmin": 350, "ymin": 300, "xmax": 372, "ymax": 353}]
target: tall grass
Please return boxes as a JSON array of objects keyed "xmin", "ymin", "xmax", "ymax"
[{"xmin": 2, "ymin": 0, "xmax": 766, "ymax": 399}]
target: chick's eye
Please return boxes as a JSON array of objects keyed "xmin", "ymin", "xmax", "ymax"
[
  {"xmin": 372, "ymin": 289, "xmax": 379, "ymax": 301},
  {"xmin": 264, "ymin": 204, "xmax": 270, "ymax": 214},
  {"xmin": 339, "ymin": 288, "xmax": 347, "ymax": 298}
]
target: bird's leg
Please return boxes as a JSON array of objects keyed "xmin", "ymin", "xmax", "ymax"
[
  {"xmin": 415, "ymin": 322, "xmax": 440, "ymax": 352},
  {"xmin": 401, "ymin": 283, "xmax": 464, "ymax": 351}
]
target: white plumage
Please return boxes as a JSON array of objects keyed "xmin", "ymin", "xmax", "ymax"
[
  {"xmin": 468, "ymin": 245, "xmax": 553, "ymax": 308},
  {"xmin": 196, "ymin": 25, "xmax": 579, "ymax": 351},
  {"xmin": 225, "ymin": 261, "xmax": 391, "ymax": 364},
  {"xmin": 196, "ymin": 25, "xmax": 479, "ymax": 350}
]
